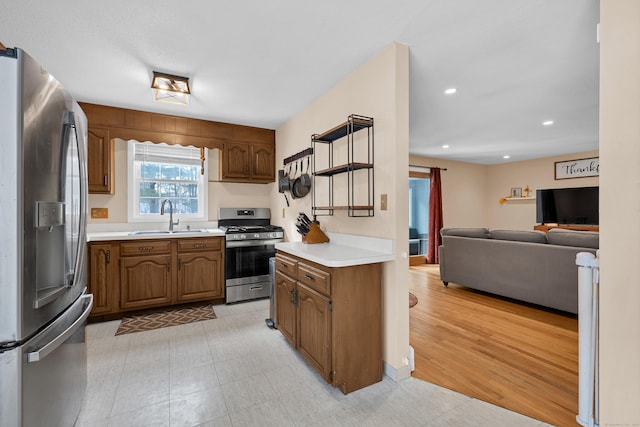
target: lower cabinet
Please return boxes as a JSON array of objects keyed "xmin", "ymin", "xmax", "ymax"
[
  {"xmin": 275, "ymin": 251, "xmax": 382, "ymax": 394},
  {"xmin": 87, "ymin": 236, "xmax": 224, "ymax": 319},
  {"xmin": 120, "ymin": 254, "xmax": 172, "ymax": 310}
]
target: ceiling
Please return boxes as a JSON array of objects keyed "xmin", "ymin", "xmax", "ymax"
[{"xmin": 0, "ymin": 0, "xmax": 599, "ymax": 165}]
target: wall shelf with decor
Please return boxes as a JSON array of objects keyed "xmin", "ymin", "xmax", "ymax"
[
  {"xmin": 500, "ymin": 196, "xmax": 536, "ymax": 203},
  {"xmin": 312, "ymin": 114, "xmax": 374, "ymax": 217}
]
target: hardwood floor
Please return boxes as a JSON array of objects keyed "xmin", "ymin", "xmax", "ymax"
[{"xmin": 409, "ymin": 264, "xmax": 579, "ymax": 427}]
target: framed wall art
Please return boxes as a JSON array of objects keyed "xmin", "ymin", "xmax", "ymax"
[{"xmin": 555, "ymin": 157, "xmax": 599, "ymax": 180}]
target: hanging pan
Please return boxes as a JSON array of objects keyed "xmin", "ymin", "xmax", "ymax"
[{"xmin": 292, "ymin": 156, "xmax": 311, "ymax": 199}]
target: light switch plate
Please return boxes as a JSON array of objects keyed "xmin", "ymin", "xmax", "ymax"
[
  {"xmin": 381, "ymin": 194, "xmax": 388, "ymax": 210},
  {"xmin": 91, "ymin": 208, "xmax": 109, "ymax": 219}
]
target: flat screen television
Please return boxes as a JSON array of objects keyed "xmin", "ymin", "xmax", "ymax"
[{"xmin": 536, "ymin": 186, "xmax": 599, "ymax": 225}]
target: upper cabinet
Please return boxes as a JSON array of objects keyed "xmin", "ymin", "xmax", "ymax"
[
  {"xmin": 87, "ymin": 127, "xmax": 114, "ymax": 194},
  {"xmin": 80, "ymin": 103, "xmax": 276, "ymax": 190},
  {"xmin": 220, "ymin": 141, "xmax": 275, "ymax": 183}
]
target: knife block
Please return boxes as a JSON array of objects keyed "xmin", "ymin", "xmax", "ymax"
[{"xmin": 302, "ymin": 222, "xmax": 330, "ymax": 244}]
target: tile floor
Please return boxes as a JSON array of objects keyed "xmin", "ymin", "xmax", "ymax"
[{"xmin": 77, "ymin": 299, "xmax": 551, "ymax": 426}]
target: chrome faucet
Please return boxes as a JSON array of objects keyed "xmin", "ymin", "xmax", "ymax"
[{"xmin": 160, "ymin": 199, "xmax": 179, "ymax": 231}]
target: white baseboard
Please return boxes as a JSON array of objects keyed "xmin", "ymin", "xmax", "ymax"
[{"xmin": 383, "ymin": 361, "xmax": 412, "ymax": 382}]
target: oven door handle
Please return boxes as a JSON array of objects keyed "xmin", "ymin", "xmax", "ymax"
[{"xmin": 225, "ymin": 238, "xmax": 283, "ymax": 248}]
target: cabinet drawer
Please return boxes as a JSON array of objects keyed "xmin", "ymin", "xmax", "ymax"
[
  {"xmin": 297, "ymin": 262, "xmax": 330, "ymax": 296},
  {"xmin": 275, "ymin": 253, "xmax": 297, "ymax": 277},
  {"xmin": 120, "ymin": 240, "xmax": 171, "ymax": 256},
  {"xmin": 177, "ymin": 238, "xmax": 222, "ymax": 252}
]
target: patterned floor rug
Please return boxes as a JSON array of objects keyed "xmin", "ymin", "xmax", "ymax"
[
  {"xmin": 115, "ymin": 304, "xmax": 216, "ymax": 335},
  {"xmin": 409, "ymin": 292, "xmax": 418, "ymax": 308}
]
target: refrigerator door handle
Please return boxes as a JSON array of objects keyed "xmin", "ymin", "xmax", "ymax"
[{"xmin": 27, "ymin": 294, "xmax": 93, "ymax": 363}]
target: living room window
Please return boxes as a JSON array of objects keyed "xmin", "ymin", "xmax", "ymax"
[
  {"xmin": 127, "ymin": 140, "xmax": 208, "ymax": 222},
  {"xmin": 409, "ymin": 171, "xmax": 429, "ymax": 261}
]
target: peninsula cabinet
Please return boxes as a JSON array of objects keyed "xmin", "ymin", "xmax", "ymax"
[
  {"xmin": 274, "ymin": 251, "xmax": 382, "ymax": 394},
  {"xmin": 87, "ymin": 127, "xmax": 114, "ymax": 194},
  {"xmin": 87, "ymin": 236, "xmax": 224, "ymax": 320},
  {"xmin": 220, "ymin": 141, "xmax": 275, "ymax": 183}
]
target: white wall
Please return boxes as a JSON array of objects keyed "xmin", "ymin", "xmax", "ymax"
[
  {"xmin": 599, "ymin": 0, "xmax": 640, "ymax": 423},
  {"xmin": 88, "ymin": 139, "xmax": 273, "ymax": 224},
  {"xmin": 272, "ymin": 43, "xmax": 411, "ymax": 378}
]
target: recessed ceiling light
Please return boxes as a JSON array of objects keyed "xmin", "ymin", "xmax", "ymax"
[
  {"xmin": 503, "ymin": 155, "xmax": 510, "ymax": 159},
  {"xmin": 444, "ymin": 88, "xmax": 457, "ymax": 95},
  {"xmin": 542, "ymin": 120, "xmax": 554, "ymax": 126},
  {"xmin": 442, "ymin": 145, "xmax": 449, "ymax": 149}
]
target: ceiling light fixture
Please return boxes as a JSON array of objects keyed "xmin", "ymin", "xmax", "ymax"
[
  {"xmin": 442, "ymin": 145, "xmax": 450, "ymax": 149},
  {"xmin": 151, "ymin": 71, "xmax": 191, "ymax": 105},
  {"xmin": 542, "ymin": 120, "xmax": 554, "ymax": 126},
  {"xmin": 444, "ymin": 88, "xmax": 457, "ymax": 95},
  {"xmin": 503, "ymin": 155, "xmax": 510, "ymax": 159}
]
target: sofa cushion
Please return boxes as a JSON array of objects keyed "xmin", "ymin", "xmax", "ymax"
[
  {"xmin": 547, "ymin": 228, "xmax": 599, "ymax": 249},
  {"xmin": 490, "ymin": 229, "xmax": 547, "ymax": 244},
  {"xmin": 441, "ymin": 227, "xmax": 490, "ymax": 239}
]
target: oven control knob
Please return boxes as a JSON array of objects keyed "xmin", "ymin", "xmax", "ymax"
[
  {"xmin": 239, "ymin": 234, "xmax": 246, "ymax": 240},
  {"xmin": 254, "ymin": 233, "xmax": 260, "ymax": 239}
]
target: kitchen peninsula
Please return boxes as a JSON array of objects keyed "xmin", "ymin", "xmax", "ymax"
[{"xmin": 274, "ymin": 233, "xmax": 393, "ymax": 394}]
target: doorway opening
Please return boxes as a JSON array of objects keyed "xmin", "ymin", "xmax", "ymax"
[{"xmin": 409, "ymin": 171, "xmax": 429, "ymax": 265}]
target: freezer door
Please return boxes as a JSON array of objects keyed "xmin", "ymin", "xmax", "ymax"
[{"xmin": 24, "ymin": 293, "xmax": 92, "ymax": 427}]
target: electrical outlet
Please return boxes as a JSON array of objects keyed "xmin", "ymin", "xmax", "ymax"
[
  {"xmin": 91, "ymin": 208, "xmax": 108, "ymax": 219},
  {"xmin": 282, "ymin": 208, "xmax": 285, "ymax": 218},
  {"xmin": 380, "ymin": 194, "xmax": 388, "ymax": 210}
]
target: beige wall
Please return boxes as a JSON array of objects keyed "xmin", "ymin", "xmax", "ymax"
[
  {"xmin": 600, "ymin": 0, "xmax": 640, "ymax": 423},
  {"xmin": 88, "ymin": 140, "xmax": 273, "ymax": 224},
  {"xmin": 409, "ymin": 155, "xmax": 489, "ymax": 228},
  {"xmin": 272, "ymin": 43, "xmax": 411, "ymax": 376},
  {"xmin": 409, "ymin": 150, "xmax": 599, "ymax": 231},
  {"xmin": 486, "ymin": 150, "xmax": 599, "ymax": 230}
]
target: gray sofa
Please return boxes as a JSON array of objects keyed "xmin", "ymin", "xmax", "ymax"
[{"xmin": 438, "ymin": 227, "xmax": 599, "ymax": 314}]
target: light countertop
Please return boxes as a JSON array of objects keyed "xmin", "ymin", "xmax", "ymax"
[
  {"xmin": 275, "ymin": 233, "xmax": 394, "ymax": 267},
  {"xmin": 87, "ymin": 228, "xmax": 225, "ymax": 242}
]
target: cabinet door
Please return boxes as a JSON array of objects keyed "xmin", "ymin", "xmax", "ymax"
[
  {"xmin": 221, "ymin": 142, "xmax": 250, "ymax": 180},
  {"xmin": 120, "ymin": 254, "xmax": 172, "ymax": 310},
  {"xmin": 297, "ymin": 283, "xmax": 332, "ymax": 382},
  {"xmin": 251, "ymin": 143, "xmax": 275, "ymax": 182},
  {"xmin": 275, "ymin": 271, "xmax": 297, "ymax": 347},
  {"xmin": 87, "ymin": 127, "xmax": 114, "ymax": 194},
  {"xmin": 177, "ymin": 251, "xmax": 223, "ymax": 302},
  {"xmin": 88, "ymin": 243, "xmax": 114, "ymax": 315}
]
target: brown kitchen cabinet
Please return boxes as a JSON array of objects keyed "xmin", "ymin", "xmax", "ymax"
[
  {"xmin": 176, "ymin": 238, "xmax": 224, "ymax": 302},
  {"xmin": 275, "ymin": 251, "xmax": 382, "ymax": 394},
  {"xmin": 87, "ymin": 242, "xmax": 117, "ymax": 315},
  {"xmin": 119, "ymin": 240, "xmax": 172, "ymax": 310},
  {"xmin": 87, "ymin": 127, "xmax": 115, "ymax": 194},
  {"xmin": 87, "ymin": 236, "xmax": 225, "ymax": 319},
  {"xmin": 220, "ymin": 141, "xmax": 275, "ymax": 183}
]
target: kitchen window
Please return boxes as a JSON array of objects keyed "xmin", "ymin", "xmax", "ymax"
[{"xmin": 127, "ymin": 140, "xmax": 208, "ymax": 222}]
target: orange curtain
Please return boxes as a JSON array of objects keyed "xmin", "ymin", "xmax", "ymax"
[{"xmin": 426, "ymin": 168, "xmax": 443, "ymax": 264}]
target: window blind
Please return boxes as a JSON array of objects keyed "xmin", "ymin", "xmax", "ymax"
[{"xmin": 133, "ymin": 141, "xmax": 201, "ymax": 166}]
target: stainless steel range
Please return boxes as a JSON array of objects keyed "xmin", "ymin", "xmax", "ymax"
[{"xmin": 219, "ymin": 208, "xmax": 283, "ymax": 303}]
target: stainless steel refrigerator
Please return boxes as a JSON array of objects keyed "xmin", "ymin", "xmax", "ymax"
[{"xmin": 0, "ymin": 47, "xmax": 93, "ymax": 426}]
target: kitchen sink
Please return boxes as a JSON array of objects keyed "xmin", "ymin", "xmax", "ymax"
[{"xmin": 129, "ymin": 229, "xmax": 207, "ymax": 235}]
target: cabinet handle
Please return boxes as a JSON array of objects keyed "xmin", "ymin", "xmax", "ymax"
[
  {"xmin": 167, "ymin": 262, "xmax": 171, "ymax": 272},
  {"xmin": 245, "ymin": 161, "xmax": 248, "ymax": 174},
  {"xmin": 105, "ymin": 249, "xmax": 111, "ymax": 263},
  {"xmin": 280, "ymin": 261, "xmax": 288, "ymax": 268},
  {"xmin": 304, "ymin": 274, "xmax": 314, "ymax": 281},
  {"xmin": 138, "ymin": 246, "xmax": 154, "ymax": 251},
  {"xmin": 193, "ymin": 243, "xmax": 206, "ymax": 248},
  {"xmin": 103, "ymin": 174, "xmax": 108, "ymax": 186},
  {"xmin": 178, "ymin": 259, "xmax": 182, "ymax": 270}
]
